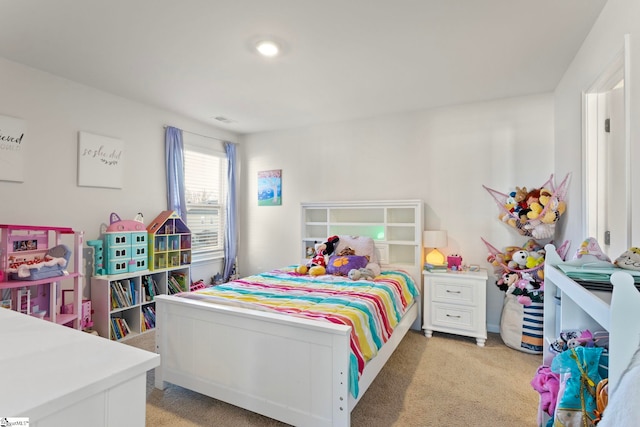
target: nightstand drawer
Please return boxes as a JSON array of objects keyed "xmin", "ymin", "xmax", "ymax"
[
  {"xmin": 432, "ymin": 281, "xmax": 475, "ymax": 305},
  {"xmin": 431, "ymin": 303, "xmax": 476, "ymax": 331}
]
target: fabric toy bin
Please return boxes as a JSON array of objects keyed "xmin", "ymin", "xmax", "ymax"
[
  {"xmin": 500, "ymin": 294, "xmax": 544, "ymax": 354},
  {"xmin": 482, "ymin": 238, "xmax": 570, "ymax": 354}
]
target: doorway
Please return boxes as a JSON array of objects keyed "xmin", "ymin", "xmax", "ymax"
[{"xmin": 584, "ymin": 41, "xmax": 629, "ymax": 258}]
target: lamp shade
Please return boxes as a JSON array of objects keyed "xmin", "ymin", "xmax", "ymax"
[{"xmin": 423, "ymin": 230, "xmax": 447, "ymax": 248}]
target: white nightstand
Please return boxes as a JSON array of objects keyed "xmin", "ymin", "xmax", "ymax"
[{"xmin": 423, "ymin": 268, "xmax": 488, "ymax": 346}]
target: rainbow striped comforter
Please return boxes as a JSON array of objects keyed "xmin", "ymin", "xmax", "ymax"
[{"xmin": 176, "ymin": 267, "xmax": 419, "ymax": 397}]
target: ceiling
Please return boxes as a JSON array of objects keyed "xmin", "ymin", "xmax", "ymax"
[{"xmin": 0, "ymin": 1, "xmax": 607, "ymax": 134}]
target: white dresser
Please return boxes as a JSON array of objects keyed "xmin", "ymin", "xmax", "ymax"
[
  {"xmin": 0, "ymin": 308, "xmax": 159, "ymax": 426},
  {"xmin": 423, "ymin": 269, "xmax": 488, "ymax": 346}
]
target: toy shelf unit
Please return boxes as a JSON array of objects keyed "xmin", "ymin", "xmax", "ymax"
[
  {"xmin": 301, "ymin": 200, "xmax": 423, "ymax": 277},
  {"xmin": 542, "ymin": 244, "xmax": 640, "ymax": 408},
  {"xmin": 0, "ymin": 224, "xmax": 83, "ymax": 329},
  {"xmin": 91, "ymin": 266, "xmax": 190, "ymax": 341},
  {"xmin": 147, "ymin": 210, "xmax": 192, "ymax": 271}
]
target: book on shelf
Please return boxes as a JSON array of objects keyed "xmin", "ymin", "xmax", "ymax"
[
  {"xmin": 168, "ymin": 273, "xmax": 186, "ymax": 294},
  {"xmin": 111, "ymin": 284, "xmax": 124, "ymax": 309},
  {"xmin": 143, "ymin": 275, "xmax": 160, "ymax": 301},
  {"xmin": 142, "ymin": 305, "xmax": 156, "ymax": 329},
  {"xmin": 111, "ymin": 281, "xmax": 133, "ymax": 308},
  {"xmin": 129, "ymin": 280, "xmax": 136, "ymax": 305},
  {"xmin": 110, "ymin": 319, "xmax": 118, "ymax": 340},
  {"xmin": 110, "ymin": 316, "xmax": 131, "ymax": 340}
]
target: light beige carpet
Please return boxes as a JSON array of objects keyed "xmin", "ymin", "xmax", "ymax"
[{"xmin": 126, "ymin": 330, "xmax": 542, "ymax": 426}]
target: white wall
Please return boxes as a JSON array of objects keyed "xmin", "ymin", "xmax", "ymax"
[
  {"xmin": 10, "ymin": 0, "xmax": 636, "ymax": 332},
  {"xmin": 240, "ymin": 93, "xmax": 555, "ymax": 332},
  {"xmin": 0, "ymin": 58, "xmax": 236, "ymax": 293},
  {"xmin": 555, "ymin": 0, "xmax": 640, "ymax": 248}
]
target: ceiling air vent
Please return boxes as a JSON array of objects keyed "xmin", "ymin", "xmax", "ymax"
[{"xmin": 214, "ymin": 116, "xmax": 236, "ymax": 124}]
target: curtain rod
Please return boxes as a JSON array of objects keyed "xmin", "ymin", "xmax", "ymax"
[{"xmin": 164, "ymin": 125, "xmax": 231, "ymax": 143}]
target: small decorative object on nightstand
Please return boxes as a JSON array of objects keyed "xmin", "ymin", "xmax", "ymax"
[
  {"xmin": 423, "ymin": 268, "xmax": 488, "ymax": 346},
  {"xmin": 423, "ymin": 230, "xmax": 448, "ymax": 267}
]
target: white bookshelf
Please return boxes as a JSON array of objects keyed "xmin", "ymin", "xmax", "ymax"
[{"xmin": 91, "ymin": 265, "xmax": 190, "ymax": 341}]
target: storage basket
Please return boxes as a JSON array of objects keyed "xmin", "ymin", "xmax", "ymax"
[
  {"xmin": 483, "ymin": 174, "xmax": 570, "ymax": 239},
  {"xmin": 482, "ymin": 238, "xmax": 569, "ymax": 304}
]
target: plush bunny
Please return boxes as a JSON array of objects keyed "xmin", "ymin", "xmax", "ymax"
[{"xmin": 348, "ymin": 268, "xmax": 375, "ymax": 281}]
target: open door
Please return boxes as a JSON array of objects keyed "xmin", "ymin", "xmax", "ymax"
[{"xmin": 584, "ymin": 41, "xmax": 630, "ymax": 259}]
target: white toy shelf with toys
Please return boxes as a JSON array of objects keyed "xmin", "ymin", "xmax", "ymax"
[
  {"xmin": 0, "ymin": 224, "xmax": 83, "ymax": 329},
  {"xmin": 86, "ymin": 211, "xmax": 192, "ymax": 341}
]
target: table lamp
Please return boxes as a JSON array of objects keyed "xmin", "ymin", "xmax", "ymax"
[{"xmin": 423, "ymin": 230, "xmax": 448, "ymax": 266}]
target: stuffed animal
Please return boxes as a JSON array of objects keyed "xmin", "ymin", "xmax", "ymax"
[
  {"xmin": 527, "ymin": 202, "xmax": 543, "ymax": 220},
  {"xmin": 308, "ymin": 235, "xmax": 340, "ymax": 269},
  {"xmin": 515, "ymin": 186, "xmax": 528, "ymax": 209},
  {"xmin": 308, "ymin": 250, "xmax": 328, "ymax": 268},
  {"xmin": 498, "ymin": 271, "xmax": 519, "ymax": 292},
  {"xmin": 510, "ymin": 250, "xmax": 529, "ymax": 269},
  {"xmin": 614, "ymin": 247, "xmax": 640, "ymax": 271},
  {"xmin": 338, "ymin": 247, "xmax": 355, "ymax": 256},
  {"xmin": 325, "ymin": 235, "xmax": 339, "ymax": 255},
  {"xmin": 526, "ymin": 250, "xmax": 545, "ymax": 269},
  {"xmin": 309, "ymin": 265, "xmax": 326, "ymax": 276},
  {"xmin": 348, "ymin": 268, "xmax": 375, "ymax": 281}
]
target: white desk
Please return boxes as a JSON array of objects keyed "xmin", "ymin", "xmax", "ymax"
[{"xmin": 0, "ymin": 308, "xmax": 159, "ymax": 426}]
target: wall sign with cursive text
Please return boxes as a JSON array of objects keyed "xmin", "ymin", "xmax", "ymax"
[
  {"xmin": 0, "ymin": 114, "xmax": 26, "ymax": 182},
  {"xmin": 77, "ymin": 131, "xmax": 125, "ymax": 189}
]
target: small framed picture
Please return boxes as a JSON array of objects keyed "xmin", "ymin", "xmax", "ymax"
[
  {"xmin": 305, "ymin": 245, "xmax": 316, "ymax": 258},
  {"xmin": 258, "ymin": 169, "xmax": 282, "ymax": 206}
]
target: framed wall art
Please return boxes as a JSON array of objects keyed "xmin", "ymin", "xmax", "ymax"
[
  {"xmin": 257, "ymin": 169, "xmax": 282, "ymax": 206},
  {"xmin": 0, "ymin": 114, "xmax": 26, "ymax": 183},
  {"xmin": 77, "ymin": 131, "xmax": 125, "ymax": 189}
]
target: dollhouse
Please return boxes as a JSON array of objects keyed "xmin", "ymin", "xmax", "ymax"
[
  {"xmin": 0, "ymin": 224, "xmax": 83, "ymax": 329},
  {"xmin": 147, "ymin": 210, "xmax": 191, "ymax": 271},
  {"xmin": 95, "ymin": 213, "xmax": 148, "ymax": 275}
]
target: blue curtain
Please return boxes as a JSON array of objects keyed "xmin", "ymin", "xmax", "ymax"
[
  {"xmin": 165, "ymin": 126, "xmax": 186, "ymax": 221},
  {"xmin": 223, "ymin": 142, "xmax": 238, "ymax": 281}
]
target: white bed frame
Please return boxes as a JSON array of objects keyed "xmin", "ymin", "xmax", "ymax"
[{"xmin": 154, "ymin": 200, "xmax": 424, "ymax": 426}]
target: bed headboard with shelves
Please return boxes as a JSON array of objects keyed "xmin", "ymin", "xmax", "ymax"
[{"xmin": 300, "ymin": 200, "xmax": 424, "ymax": 282}]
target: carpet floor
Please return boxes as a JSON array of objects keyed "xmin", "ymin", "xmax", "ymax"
[{"xmin": 125, "ymin": 330, "xmax": 542, "ymax": 426}]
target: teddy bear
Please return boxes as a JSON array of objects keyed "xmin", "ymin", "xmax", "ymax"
[{"xmin": 337, "ymin": 247, "xmax": 356, "ymax": 256}]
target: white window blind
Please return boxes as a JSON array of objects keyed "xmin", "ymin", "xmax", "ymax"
[{"xmin": 183, "ymin": 134, "xmax": 227, "ymax": 262}]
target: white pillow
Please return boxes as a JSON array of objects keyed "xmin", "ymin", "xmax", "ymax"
[{"xmin": 335, "ymin": 235, "xmax": 379, "ymax": 265}]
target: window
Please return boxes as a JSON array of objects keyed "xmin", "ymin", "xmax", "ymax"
[{"xmin": 183, "ymin": 134, "xmax": 227, "ymax": 262}]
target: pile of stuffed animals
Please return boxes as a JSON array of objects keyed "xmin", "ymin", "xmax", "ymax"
[
  {"xmin": 295, "ymin": 235, "xmax": 376, "ymax": 280},
  {"xmin": 296, "ymin": 235, "xmax": 340, "ymax": 276},
  {"xmin": 485, "ymin": 238, "xmax": 547, "ymax": 305},
  {"xmin": 498, "ymin": 185, "xmax": 567, "ymax": 240}
]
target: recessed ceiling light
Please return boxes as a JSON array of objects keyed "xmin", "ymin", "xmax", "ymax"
[{"xmin": 255, "ymin": 40, "xmax": 280, "ymax": 57}]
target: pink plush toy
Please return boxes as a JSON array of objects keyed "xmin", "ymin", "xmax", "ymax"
[{"xmin": 531, "ymin": 365, "xmax": 560, "ymax": 418}]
